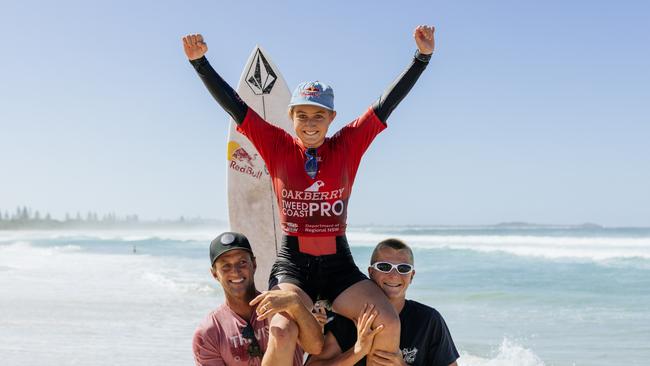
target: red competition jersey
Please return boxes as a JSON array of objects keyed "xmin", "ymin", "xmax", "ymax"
[{"xmin": 237, "ymin": 107, "xmax": 386, "ymax": 236}]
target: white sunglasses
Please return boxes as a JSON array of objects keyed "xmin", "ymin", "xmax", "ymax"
[{"xmin": 370, "ymin": 262, "xmax": 414, "ymax": 274}]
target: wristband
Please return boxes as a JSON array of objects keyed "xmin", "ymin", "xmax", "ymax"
[{"xmin": 414, "ymin": 50, "xmax": 432, "ymax": 63}]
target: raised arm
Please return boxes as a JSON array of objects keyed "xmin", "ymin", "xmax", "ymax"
[
  {"xmin": 372, "ymin": 25, "xmax": 435, "ymax": 123},
  {"xmin": 183, "ymin": 34, "xmax": 248, "ymax": 124}
]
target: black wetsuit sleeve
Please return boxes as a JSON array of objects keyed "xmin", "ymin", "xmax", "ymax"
[
  {"xmin": 372, "ymin": 50, "xmax": 431, "ymax": 124},
  {"xmin": 189, "ymin": 56, "xmax": 248, "ymax": 124}
]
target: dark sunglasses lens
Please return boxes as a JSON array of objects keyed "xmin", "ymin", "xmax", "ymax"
[
  {"xmin": 243, "ymin": 324, "xmax": 263, "ymax": 357},
  {"xmin": 248, "ymin": 343, "xmax": 262, "ymax": 357},
  {"xmin": 397, "ymin": 264, "xmax": 412, "ymax": 274},
  {"xmin": 242, "ymin": 324, "xmax": 254, "ymax": 338},
  {"xmin": 376, "ymin": 262, "xmax": 393, "ymax": 272}
]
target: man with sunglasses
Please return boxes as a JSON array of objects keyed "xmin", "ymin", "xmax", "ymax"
[
  {"xmin": 192, "ymin": 232, "xmax": 323, "ymax": 366},
  {"xmin": 306, "ymin": 239, "xmax": 459, "ymax": 366}
]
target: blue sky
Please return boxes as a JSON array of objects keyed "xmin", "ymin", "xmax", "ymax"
[{"xmin": 1, "ymin": 0, "xmax": 649, "ymax": 226}]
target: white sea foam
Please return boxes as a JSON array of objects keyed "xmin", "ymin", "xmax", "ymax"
[
  {"xmin": 0, "ymin": 240, "xmax": 219, "ymax": 365},
  {"xmin": 1, "ymin": 231, "xmax": 646, "ymax": 364},
  {"xmin": 0, "ymin": 241, "xmax": 215, "ymax": 299},
  {"xmin": 142, "ymin": 270, "xmax": 216, "ymax": 295},
  {"xmin": 0, "ymin": 228, "xmax": 225, "ymax": 244},
  {"xmin": 459, "ymin": 339, "xmax": 546, "ymax": 366},
  {"xmin": 0, "ymin": 241, "xmax": 82, "ymax": 268},
  {"xmin": 346, "ymin": 231, "xmax": 650, "ymax": 261},
  {"xmin": 4, "ymin": 228, "xmax": 649, "ymax": 261}
]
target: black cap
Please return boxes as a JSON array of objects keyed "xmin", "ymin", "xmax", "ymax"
[{"xmin": 209, "ymin": 232, "xmax": 254, "ymax": 266}]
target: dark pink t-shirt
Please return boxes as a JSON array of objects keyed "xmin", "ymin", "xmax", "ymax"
[
  {"xmin": 192, "ymin": 304, "xmax": 303, "ymax": 366},
  {"xmin": 236, "ymin": 107, "xmax": 386, "ymax": 237}
]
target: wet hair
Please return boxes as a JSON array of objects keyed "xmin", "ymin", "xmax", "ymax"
[{"xmin": 370, "ymin": 238, "xmax": 414, "ymax": 265}]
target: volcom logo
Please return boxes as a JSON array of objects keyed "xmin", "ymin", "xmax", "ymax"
[
  {"xmin": 401, "ymin": 347, "xmax": 418, "ymax": 363},
  {"xmin": 245, "ymin": 49, "xmax": 277, "ymax": 95},
  {"xmin": 305, "ymin": 180, "xmax": 324, "ymax": 192}
]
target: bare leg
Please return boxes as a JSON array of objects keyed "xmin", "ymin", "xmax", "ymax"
[
  {"xmin": 332, "ymin": 280, "xmax": 400, "ymax": 366},
  {"xmin": 261, "ymin": 283, "xmax": 313, "ymax": 366}
]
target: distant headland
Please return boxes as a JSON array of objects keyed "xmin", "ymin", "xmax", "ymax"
[{"xmin": 0, "ymin": 206, "xmax": 225, "ymax": 230}]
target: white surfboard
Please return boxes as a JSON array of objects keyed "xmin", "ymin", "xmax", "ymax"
[{"xmin": 226, "ymin": 46, "xmax": 294, "ymax": 286}]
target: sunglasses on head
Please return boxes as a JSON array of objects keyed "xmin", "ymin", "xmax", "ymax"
[
  {"xmin": 370, "ymin": 262, "xmax": 414, "ymax": 274},
  {"xmin": 242, "ymin": 323, "xmax": 264, "ymax": 358}
]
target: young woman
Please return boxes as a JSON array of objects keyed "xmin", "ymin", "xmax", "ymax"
[{"xmin": 183, "ymin": 25, "xmax": 434, "ymax": 365}]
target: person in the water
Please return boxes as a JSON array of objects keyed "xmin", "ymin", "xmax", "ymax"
[{"xmin": 183, "ymin": 25, "xmax": 434, "ymax": 365}]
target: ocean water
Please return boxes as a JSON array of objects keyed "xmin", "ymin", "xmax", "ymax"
[{"xmin": 1, "ymin": 226, "xmax": 649, "ymax": 365}]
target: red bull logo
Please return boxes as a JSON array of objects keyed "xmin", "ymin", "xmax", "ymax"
[
  {"xmin": 232, "ymin": 147, "xmax": 256, "ymax": 167},
  {"xmin": 228, "ymin": 141, "xmax": 257, "ymax": 167},
  {"xmin": 301, "ymin": 85, "xmax": 321, "ymax": 97},
  {"xmin": 227, "ymin": 141, "xmax": 265, "ymax": 180}
]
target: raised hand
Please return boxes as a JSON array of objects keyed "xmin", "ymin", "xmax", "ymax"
[
  {"xmin": 413, "ymin": 25, "xmax": 435, "ymax": 55},
  {"xmin": 354, "ymin": 304, "xmax": 384, "ymax": 357},
  {"xmin": 182, "ymin": 33, "xmax": 208, "ymax": 60}
]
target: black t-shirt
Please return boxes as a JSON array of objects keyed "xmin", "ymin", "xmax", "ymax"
[{"xmin": 326, "ymin": 300, "xmax": 459, "ymax": 366}]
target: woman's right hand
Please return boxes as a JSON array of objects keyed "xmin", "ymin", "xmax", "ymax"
[
  {"xmin": 182, "ymin": 34, "xmax": 208, "ymax": 60},
  {"xmin": 353, "ymin": 304, "xmax": 384, "ymax": 357}
]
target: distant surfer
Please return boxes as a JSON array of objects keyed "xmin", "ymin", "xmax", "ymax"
[{"xmin": 184, "ymin": 25, "xmax": 434, "ymax": 365}]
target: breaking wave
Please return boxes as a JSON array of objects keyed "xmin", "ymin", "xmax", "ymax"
[
  {"xmin": 459, "ymin": 338, "xmax": 546, "ymax": 366},
  {"xmin": 347, "ymin": 230, "xmax": 650, "ymax": 261}
]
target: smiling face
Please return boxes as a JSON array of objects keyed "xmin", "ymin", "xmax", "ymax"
[
  {"xmin": 211, "ymin": 249, "xmax": 257, "ymax": 301},
  {"xmin": 368, "ymin": 246, "xmax": 415, "ymax": 301},
  {"xmin": 289, "ymin": 105, "xmax": 336, "ymax": 148}
]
